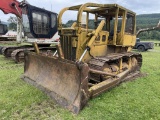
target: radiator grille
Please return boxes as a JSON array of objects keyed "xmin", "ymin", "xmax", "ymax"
[{"xmin": 60, "ymin": 35, "xmax": 76, "ymax": 61}]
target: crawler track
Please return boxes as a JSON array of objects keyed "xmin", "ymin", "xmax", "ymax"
[
  {"xmin": 2, "ymin": 45, "xmax": 31, "ymax": 57},
  {"xmin": 88, "ymin": 52, "xmax": 142, "ymax": 84},
  {"xmin": 2, "ymin": 46, "xmax": 56, "ymax": 63},
  {"xmin": 11, "ymin": 47, "xmax": 56, "ymax": 63}
]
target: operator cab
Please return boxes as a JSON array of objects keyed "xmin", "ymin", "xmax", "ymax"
[
  {"xmin": 20, "ymin": 3, "xmax": 57, "ymax": 39},
  {"xmin": 0, "ymin": 22, "xmax": 8, "ymax": 35},
  {"xmin": 56, "ymin": 4, "xmax": 137, "ymax": 61}
]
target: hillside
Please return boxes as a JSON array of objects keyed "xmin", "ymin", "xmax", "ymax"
[
  {"xmin": 136, "ymin": 13, "xmax": 160, "ymax": 28},
  {"xmin": 136, "ymin": 13, "xmax": 160, "ymax": 39},
  {"xmin": 64, "ymin": 13, "xmax": 160, "ymax": 40}
]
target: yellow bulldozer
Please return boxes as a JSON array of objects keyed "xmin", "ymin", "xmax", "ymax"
[{"xmin": 22, "ymin": 3, "xmax": 142, "ymax": 114}]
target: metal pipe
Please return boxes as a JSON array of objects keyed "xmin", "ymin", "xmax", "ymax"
[
  {"xmin": 89, "ymin": 68, "xmax": 117, "ymax": 77},
  {"xmin": 79, "ymin": 49, "xmax": 87, "ymax": 62},
  {"xmin": 53, "ymin": 50, "xmax": 57, "ymax": 56},
  {"xmin": 56, "ymin": 44, "xmax": 64, "ymax": 59},
  {"xmin": 87, "ymin": 20, "xmax": 105, "ymax": 48},
  {"xmin": 33, "ymin": 42, "xmax": 40, "ymax": 54}
]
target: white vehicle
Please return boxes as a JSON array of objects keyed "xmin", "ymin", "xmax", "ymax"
[
  {"xmin": 0, "ymin": 0, "xmax": 59, "ymax": 63},
  {"xmin": 0, "ymin": 30, "xmax": 17, "ymax": 41}
]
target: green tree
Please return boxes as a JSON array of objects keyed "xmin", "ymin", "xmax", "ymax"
[
  {"xmin": 64, "ymin": 13, "xmax": 160, "ymax": 40},
  {"xmin": 7, "ymin": 16, "xmax": 17, "ymax": 30}
]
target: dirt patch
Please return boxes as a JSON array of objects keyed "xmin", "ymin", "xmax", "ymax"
[
  {"xmin": 11, "ymin": 100, "xmax": 63, "ymax": 119},
  {"xmin": 122, "ymin": 72, "xmax": 147, "ymax": 83}
]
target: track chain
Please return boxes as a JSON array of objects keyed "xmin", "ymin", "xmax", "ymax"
[
  {"xmin": 88, "ymin": 52, "xmax": 142, "ymax": 82},
  {"xmin": 11, "ymin": 47, "xmax": 56, "ymax": 63}
]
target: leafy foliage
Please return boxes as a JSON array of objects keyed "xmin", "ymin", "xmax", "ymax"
[
  {"xmin": 7, "ymin": 16, "xmax": 17, "ymax": 30},
  {"xmin": 136, "ymin": 14, "xmax": 160, "ymax": 40},
  {"xmin": 64, "ymin": 13, "xmax": 160, "ymax": 40}
]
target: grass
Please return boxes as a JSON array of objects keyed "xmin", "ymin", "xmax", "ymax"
[
  {"xmin": 140, "ymin": 39, "xmax": 160, "ymax": 44},
  {"xmin": 0, "ymin": 44, "xmax": 160, "ymax": 119},
  {"xmin": 0, "ymin": 41, "xmax": 31, "ymax": 47}
]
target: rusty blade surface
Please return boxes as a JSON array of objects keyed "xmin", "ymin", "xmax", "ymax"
[{"xmin": 22, "ymin": 52, "xmax": 89, "ymax": 114}]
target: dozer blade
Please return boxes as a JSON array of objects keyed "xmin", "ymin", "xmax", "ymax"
[{"xmin": 22, "ymin": 52, "xmax": 89, "ymax": 114}]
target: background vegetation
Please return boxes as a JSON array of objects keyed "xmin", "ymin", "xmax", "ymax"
[
  {"xmin": 7, "ymin": 16, "xmax": 17, "ymax": 31},
  {"xmin": 3, "ymin": 13, "xmax": 159, "ymax": 39},
  {"xmin": 65, "ymin": 13, "xmax": 160, "ymax": 40},
  {"xmin": 136, "ymin": 14, "xmax": 160, "ymax": 40}
]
